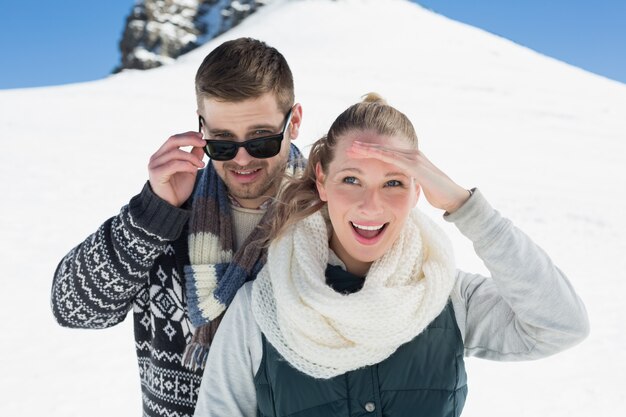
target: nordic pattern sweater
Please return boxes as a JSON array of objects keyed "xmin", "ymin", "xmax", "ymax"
[{"xmin": 51, "ymin": 182, "xmax": 263, "ymax": 417}]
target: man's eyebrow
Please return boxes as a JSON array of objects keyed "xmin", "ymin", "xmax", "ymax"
[
  {"xmin": 250, "ymin": 122, "xmax": 281, "ymax": 130},
  {"xmin": 206, "ymin": 128, "xmax": 232, "ymax": 135},
  {"xmin": 206, "ymin": 123, "xmax": 280, "ymax": 136}
]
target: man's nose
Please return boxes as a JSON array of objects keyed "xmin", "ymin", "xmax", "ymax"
[{"xmin": 231, "ymin": 146, "xmax": 254, "ymax": 166}]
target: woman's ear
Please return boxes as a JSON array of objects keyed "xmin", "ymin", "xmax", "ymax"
[{"xmin": 315, "ymin": 162, "xmax": 328, "ymax": 202}]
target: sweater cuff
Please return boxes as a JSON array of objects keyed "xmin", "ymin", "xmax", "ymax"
[
  {"xmin": 128, "ymin": 182, "xmax": 190, "ymax": 241},
  {"xmin": 443, "ymin": 188, "xmax": 506, "ymax": 245}
]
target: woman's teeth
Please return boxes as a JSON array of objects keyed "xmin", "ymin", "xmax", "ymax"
[
  {"xmin": 352, "ymin": 223, "xmax": 384, "ymax": 231},
  {"xmin": 351, "ymin": 222, "xmax": 386, "ymax": 239}
]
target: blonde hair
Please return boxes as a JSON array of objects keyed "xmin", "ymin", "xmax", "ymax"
[{"xmin": 264, "ymin": 93, "xmax": 418, "ymax": 244}]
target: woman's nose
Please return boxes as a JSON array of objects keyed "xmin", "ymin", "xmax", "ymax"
[{"xmin": 358, "ymin": 188, "xmax": 384, "ymax": 216}]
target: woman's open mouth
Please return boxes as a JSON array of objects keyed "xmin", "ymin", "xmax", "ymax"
[{"xmin": 350, "ymin": 221, "xmax": 388, "ymax": 244}]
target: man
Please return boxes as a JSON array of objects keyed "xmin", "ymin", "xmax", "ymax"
[{"xmin": 51, "ymin": 37, "xmax": 304, "ymax": 417}]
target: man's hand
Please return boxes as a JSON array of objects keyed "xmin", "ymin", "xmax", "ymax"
[{"xmin": 148, "ymin": 132, "xmax": 206, "ymax": 207}]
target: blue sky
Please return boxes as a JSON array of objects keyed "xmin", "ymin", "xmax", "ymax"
[{"xmin": 0, "ymin": 0, "xmax": 624, "ymax": 90}]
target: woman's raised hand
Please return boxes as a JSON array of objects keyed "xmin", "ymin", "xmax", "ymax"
[{"xmin": 347, "ymin": 141, "xmax": 470, "ymax": 213}]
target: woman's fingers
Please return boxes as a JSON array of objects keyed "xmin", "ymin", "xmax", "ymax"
[
  {"xmin": 350, "ymin": 141, "xmax": 417, "ymax": 157},
  {"xmin": 348, "ymin": 141, "xmax": 418, "ymax": 166}
]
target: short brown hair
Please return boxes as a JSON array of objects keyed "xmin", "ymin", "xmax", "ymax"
[{"xmin": 195, "ymin": 37, "xmax": 294, "ymax": 113}]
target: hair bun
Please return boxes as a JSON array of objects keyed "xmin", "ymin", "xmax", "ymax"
[{"xmin": 361, "ymin": 92, "xmax": 387, "ymax": 105}]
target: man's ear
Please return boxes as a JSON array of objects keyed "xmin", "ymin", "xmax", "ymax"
[
  {"xmin": 289, "ymin": 103, "xmax": 303, "ymax": 140},
  {"xmin": 315, "ymin": 162, "xmax": 328, "ymax": 202}
]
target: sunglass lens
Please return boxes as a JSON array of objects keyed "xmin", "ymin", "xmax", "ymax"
[
  {"xmin": 247, "ymin": 137, "xmax": 282, "ymax": 159},
  {"xmin": 206, "ymin": 142, "xmax": 237, "ymax": 161}
]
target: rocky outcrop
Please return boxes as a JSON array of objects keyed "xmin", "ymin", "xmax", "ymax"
[{"xmin": 116, "ymin": 0, "xmax": 273, "ymax": 72}]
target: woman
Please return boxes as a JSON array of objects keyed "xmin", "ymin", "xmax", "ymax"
[{"xmin": 193, "ymin": 94, "xmax": 589, "ymax": 417}]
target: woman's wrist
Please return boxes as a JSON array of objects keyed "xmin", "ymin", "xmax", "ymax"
[{"xmin": 444, "ymin": 187, "xmax": 473, "ymax": 214}]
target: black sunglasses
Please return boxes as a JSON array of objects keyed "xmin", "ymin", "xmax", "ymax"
[{"xmin": 198, "ymin": 109, "xmax": 293, "ymax": 161}]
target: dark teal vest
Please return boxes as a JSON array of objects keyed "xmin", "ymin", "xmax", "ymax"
[{"xmin": 254, "ymin": 300, "xmax": 467, "ymax": 417}]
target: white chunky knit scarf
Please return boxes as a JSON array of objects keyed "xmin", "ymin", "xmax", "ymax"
[{"xmin": 251, "ymin": 208, "xmax": 456, "ymax": 379}]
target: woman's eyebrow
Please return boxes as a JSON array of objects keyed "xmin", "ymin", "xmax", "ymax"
[
  {"xmin": 336, "ymin": 167, "xmax": 363, "ymax": 174},
  {"xmin": 337, "ymin": 167, "xmax": 407, "ymax": 177},
  {"xmin": 386, "ymin": 171, "xmax": 408, "ymax": 178}
]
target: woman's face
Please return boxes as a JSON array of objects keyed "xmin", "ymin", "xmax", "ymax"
[{"xmin": 315, "ymin": 130, "xmax": 420, "ymax": 276}]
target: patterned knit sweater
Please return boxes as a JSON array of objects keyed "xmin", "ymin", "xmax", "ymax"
[{"xmin": 51, "ymin": 182, "xmax": 255, "ymax": 417}]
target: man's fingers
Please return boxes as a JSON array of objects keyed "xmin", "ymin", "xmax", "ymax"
[
  {"xmin": 150, "ymin": 160, "xmax": 202, "ymax": 183},
  {"xmin": 151, "ymin": 132, "xmax": 205, "ymax": 161},
  {"xmin": 149, "ymin": 148, "xmax": 205, "ymax": 171},
  {"xmin": 189, "ymin": 145, "xmax": 206, "ymax": 161}
]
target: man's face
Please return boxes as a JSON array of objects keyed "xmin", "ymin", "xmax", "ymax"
[{"xmin": 198, "ymin": 94, "xmax": 301, "ymax": 208}]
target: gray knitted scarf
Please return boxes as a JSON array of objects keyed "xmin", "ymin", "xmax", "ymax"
[{"xmin": 183, "ymin": 144, "xmax": 304, "ymax": 370}]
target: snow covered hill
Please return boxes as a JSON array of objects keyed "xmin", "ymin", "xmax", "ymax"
[{"xmin": 1, "ymin": 0, "xmax": 625, "ymax": 416}]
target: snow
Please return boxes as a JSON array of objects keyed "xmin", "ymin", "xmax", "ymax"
[
  {"xmin": 132, "ymin": 47, "xmax": 176, "ymax": 64},
  {"xmin": 1, "ymin": 0, "xmax": 625, "ymax": 415},
  {"xmin": 231, "ymin": 1, "xmax": 252, "ymax": 12}
]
